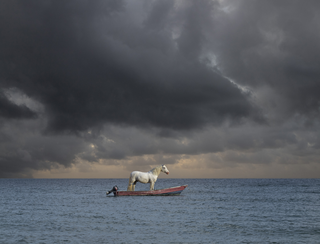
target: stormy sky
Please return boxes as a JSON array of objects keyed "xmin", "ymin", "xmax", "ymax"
[{"xmin": 1, "ymin": 0, "xmax": 320, "ymax": 178}]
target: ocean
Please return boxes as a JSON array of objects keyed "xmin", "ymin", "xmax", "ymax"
[{"xmin": 1, "ymin": 179, "xmax": 319, "ymax": 243}]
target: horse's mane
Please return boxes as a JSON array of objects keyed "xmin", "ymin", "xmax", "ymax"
[{"xmin": 149, "ymin": 165, "xmax": 162, "ymax": 175}]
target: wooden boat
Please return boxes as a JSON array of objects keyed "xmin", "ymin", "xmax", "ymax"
[{"xmin": 107, "ymin": 185, "xmax": 188, "ymax": 196}]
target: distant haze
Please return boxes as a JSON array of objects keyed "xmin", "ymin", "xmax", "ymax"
[{"xmin": 1, "ymin": 0, "xmax": 320, "ymax": 178}]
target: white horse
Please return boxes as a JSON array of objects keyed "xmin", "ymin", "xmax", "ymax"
[{"xmin": 127, "ymin": 165, "xmax": 169, "ymax": 191}]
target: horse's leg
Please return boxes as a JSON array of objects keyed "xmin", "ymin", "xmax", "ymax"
[
  {"xmin": 127, "ymin": 183, "xmax": 132, "ymax": 191},
  {"xmin": 132, "ymin": 182, "xmax": 136, "ymax": 191},
  {"xmin": 150, "ymin": 181, "xmax": 155, "ymax": 191},
  {"xmin": 127, "ymin": 176, "xmax": 134, "ymax": 191}
]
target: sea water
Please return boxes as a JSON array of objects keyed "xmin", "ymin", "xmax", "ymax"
[{"xmin": 0, "ymin": 179, "xmax": 319, "ymax": 243}]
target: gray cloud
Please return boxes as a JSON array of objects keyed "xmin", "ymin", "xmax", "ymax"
[
  {"xmin": 1, "ymin": 0, "xmax": 258, "ymax": 133},
  {"xmin": 1, "ymin": 0, "xmax": 320, "ymax": 178},
  {"xmin": 214, "ymin": 0, "xmax": 320, "ymax": 120},
  {"xmin": 0, "ymin": 91, "xmax": 37, "ymax": 119},
  {"xmin": 0, "ymin": 117, "xmax": 88, "ymax": 177}
]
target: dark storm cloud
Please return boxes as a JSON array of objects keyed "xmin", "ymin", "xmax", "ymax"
[
  {"xmin": 1, "ymin": 0, "xmax": 320, "ymax": 178},
  {"xmin": 215, "ymin": 0, "xmax": 320, "ymax": 120},
  {"xmin": 0, "ymin": 0, "xmax": 257, "ymax": 134},
  {"xmin": 0, "ymin": 118, "xmax": 88, "ymax": 177}
]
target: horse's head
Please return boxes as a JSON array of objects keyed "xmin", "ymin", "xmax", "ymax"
[{"xmin": 161, "ymin": 165, "xmax": 169, "ymax": 175}]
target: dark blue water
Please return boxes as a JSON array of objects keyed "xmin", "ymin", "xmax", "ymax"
[{"xmin": 1, "ymin": 179, "xmax": 320, "ymax": 243}]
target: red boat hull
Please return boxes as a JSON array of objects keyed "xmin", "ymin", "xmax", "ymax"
[{"xmin": 111, "ymin": 185, "xmax": 187, "ymax": 196}]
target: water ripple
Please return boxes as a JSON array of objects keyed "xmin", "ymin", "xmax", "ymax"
[{"xmin": 1, "ymin": 179, "xmax": 320, "ymax": 243}]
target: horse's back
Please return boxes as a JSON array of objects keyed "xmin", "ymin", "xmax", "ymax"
[{"xmin": 130, "ymin": 171, "xmax": 141, "ymax": 177}]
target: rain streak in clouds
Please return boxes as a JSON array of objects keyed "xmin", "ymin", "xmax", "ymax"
[{"xmin": 1, "ymin": 0, "xmax": 320, "ymax": 178}]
